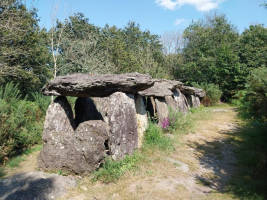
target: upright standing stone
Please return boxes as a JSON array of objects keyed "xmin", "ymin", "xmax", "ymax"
[
  {"xmin": 38, "ymin": 120, "xmax": 110, "ymax": 174},
  {"xmin": 155, "ymin": 97, "xmax": 169, "ymax": 123},
  {"xmin": 135, "ymin": 94, "xmax": 148, "ymax": 148},
  {"xmin": 108, "ymin": 92, "xmax": 138, "ymax": 161},
  {"xmin": 173, "ymin": 89, "xmax": 189, "ymax": 113},
  {"xmin": 92, "ymin": 97, "xmax": 110, "ymax": 124},
  {"xmin": 146, "ymin": 97, "xmax": 156, "ymax": 118},
  {"xmin": 42, "ymin": 96, "xmax": 76, "ymax": 135},
  {"xmin": 186, "ymin": 95, "xmax": 201, "ymax": 108},
  {"xmin": 165, "ymin": 96, "xmax": 178, "ymax": 111}
]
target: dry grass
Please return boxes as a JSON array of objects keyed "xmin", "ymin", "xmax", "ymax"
[
  {"xmin": 0, "ymin": 105, "xmax": 242, "ymax": 200},
  {"xmin": 58, "ymin": 105, "xmax": 241, "ymax": 200}
]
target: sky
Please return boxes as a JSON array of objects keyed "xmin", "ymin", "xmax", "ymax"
[{"xmin": 26, "ymin": 0, "xmax": 267, "ymax": 35}]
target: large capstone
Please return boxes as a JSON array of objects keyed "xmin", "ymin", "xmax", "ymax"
[
  {"xmin": 42, "ymin": 73, "xmax": 154, "ymax": 97},
  {"xmin": 181, "ymin": 86, "xmax": 206, "ymax": 98},
  {"xmin": 135, "ymin": 94, "xmax": 148, "ymax": 148},
  {"xmin": 139, "ymin": 79, "xmax": 183, "ymax": 97}
]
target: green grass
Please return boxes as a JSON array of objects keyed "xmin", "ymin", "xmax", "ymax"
[
  {"xmin": 91, "ymin": 106, "xmax": 212, "ymax": 184},
  {"xmin": 5, "ymin": 145, "xmax": 42, "ymax": 169},
  {"xmin": 143, "ymin": 122, "xmax": 175, "ymax": 151},
  {"xmin": 0, "ymin": 168, "xmax": 6, "ymax": 178},
  {"xmin": 92, "ymin": 152, "xmax": 142, "ymax": 183},
  {"xmin": 226, "ymin": 124, "xmax": 267, "ymax": 200}
]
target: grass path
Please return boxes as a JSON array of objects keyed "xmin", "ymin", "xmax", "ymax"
[
  {"xmin": 60, "ymin": 106, "xmax": 241, "ymax": 200},
  {"xmin": 2, "ymin": 106, "xmax": 264, "ymax": 199}
]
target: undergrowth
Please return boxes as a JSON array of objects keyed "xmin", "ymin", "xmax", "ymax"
[
  {"xmin": 0, "ymin": 83, "xmax": 49, "ymax": 163},
  {"xmin": 92, "ymin": 152, "xmax": 142, "ymax": 183},
  {"xmin": 227, "ymin": 124, "xmax": 267, "ymax": 200},
  {"xmin": 92, "ymin": 106, "xmax": 209, "ymax": 183}
]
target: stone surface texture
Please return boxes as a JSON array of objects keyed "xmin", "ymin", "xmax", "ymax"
[
  {"xmin": 43, "ymin": 96, "xmax": 76, "ymax": 134},
  {"xmin": 155, "ymin": 97, "xmax": 169, "ymax": 123},
  {"xmin": 91, "ymin": 97, "xmax": 110, "ymax": 124},
  {"xmin": 108, "ymin": 92, "xmax": 138, "ymax": 161},
  {"xmin": 173, "ymin": 89, "xmax": 189, "ymax": 113},
  {"xmin": 181, "ymin": 86, "xmax": 206, "ymax": 98},
  {"xmin": 139, "ymin": 79, "xmax": 183, "ymax": 97},
  {"xmin": 38, "ymin": 120, "xmax": 110, "ymax": 174},
  {"xmin": 186, "ymin": 95, "xmax": 201, "ymax": 108},
  {"xmin": 165, "ymin": 96, "xmax": 178, "ymax": 111},
  {"xmin": 42, "ymin": 72, "xmax": 154, "ymax": 97},
  {"xmin": 134, "ymin": 94, "xmax": 148, "ymax": 148}
]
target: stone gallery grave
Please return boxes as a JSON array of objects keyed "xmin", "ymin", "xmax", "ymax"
[{"xmin": 38, "ymin": 72, "xmax": 205, "ymax": 175}]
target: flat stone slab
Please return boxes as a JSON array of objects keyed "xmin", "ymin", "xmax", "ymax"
[
  {"xmin": 42, "ymin": 73, "xmax": 154, "ymax": 97},
  {"xmin": 0, "ymin": 172, "xmax": 76, "ymax": 200},
  {"xmin": 180, "ymin": 86, "xmax": 206, "ymax": 98},
  {"xmin": 138, "ymin": 79, "xmax": 183, "ymax": 97}
]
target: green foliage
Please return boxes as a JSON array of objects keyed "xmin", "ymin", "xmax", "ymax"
[
  {"xmin": 239, "ymin": 25, "xmax": 267, "ymax": 71},
  {"xmin": 30, "ymin": 92, "xmax": 50, "ymax": 113},
  {"xmin": 100, "ymin": 21, "xmax": 167, "ymax": 78},
  {"xmin": 192, "ymin": 82, "xmax": 222, "ymax": 106},
  {"xmin": 0, "ymin": 83, "xmax": 46, "ymax": 163},
  {"xmin": 143, "ymin": 122, "xmax": 174, "ymax": 151},
  {"xmin": 92, "ymin": 152, "xmax": 141, "ymax": 183},
  {"xmin": 0, "ymin": 0, "xmax": 51, "ymax": 95},
  {"xmin": 179, "ymin": 12, "xmax": 246, "ymax": 99},
  {"xmin": 168, "ymin": 107, "xmax": 195, "ymax": 134},
  {"xmin": 238, "ymin": 67, "xmax": 267, "ymax": 122}
]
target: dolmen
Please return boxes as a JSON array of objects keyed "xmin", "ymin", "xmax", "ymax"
[{"xmin": 37, "ymin": 73, "xmax": 205, "ymax": 175}]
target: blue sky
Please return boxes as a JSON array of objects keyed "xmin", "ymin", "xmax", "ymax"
[{"xmin": 27, "ymin": 0, "xmax": 267, "ymax": 35}]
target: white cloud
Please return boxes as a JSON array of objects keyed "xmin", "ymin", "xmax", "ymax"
[
  {"xmin": 155, "ymin": 0, "xmax": 225, "ymax": 12},
  {"xmin": 174, "ymin": 18, "xmax": 186, "ymax": 25}
]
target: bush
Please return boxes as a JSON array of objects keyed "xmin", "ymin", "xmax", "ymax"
[
  {"xmin": 0, "ymin": 83, "xmax": 47, "ymax": 163},
  {"xmin": 192, "ymin": 82, "xmax": 222, "ymax": 106},
  {"xmin": 238, "ymin": 67, "xmax": 267, "ymax": 122}
]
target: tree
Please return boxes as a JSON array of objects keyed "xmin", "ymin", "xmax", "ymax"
[
  {"xmin": 239, "ymin": 24, "xmax": 267, "ymax": 71},
  {"xmin": 53, "ymin": 13, "xmax": 116, "ymax": 75},
  {"xmin": 0, "ymin": 0, "xmax": 51, "ymax": 95},
  {"xmin": 160, "ymin": 30, "xmax": 185, "ymax": 79},
  {"xmin": 181, "ymin": 11, "xmax": 246, "ymax": 98},
  {"xmin": 101, "ymin": 21, "xmax": 167, "ymax": 78},
  {"xmin": 161, "ymin": 30, "xmax": 184, "ymax": 55}
]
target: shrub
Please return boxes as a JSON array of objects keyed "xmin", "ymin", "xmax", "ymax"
[
  {"xmin": 192, "ymin": 82, "xmax": 222, "ymax": 106},
  {"xmin": 239, "ymin": 67, "xmax": 267, "ymax": 122},
  {"xmin": 0, "ymin": 83, "xmax": 47, "ymax": 163}
]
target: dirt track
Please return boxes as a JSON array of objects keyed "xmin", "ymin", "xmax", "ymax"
[{"xmin": 0, "ymin": 107, "xmax": 239, "ymax": 200}]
